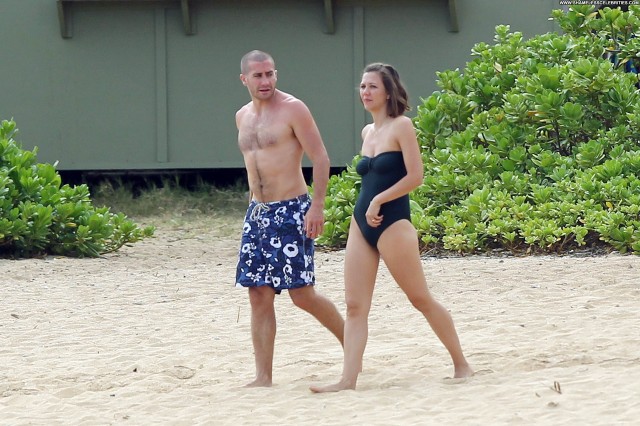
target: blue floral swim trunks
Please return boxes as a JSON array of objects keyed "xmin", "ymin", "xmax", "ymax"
[{"xmin": 235, "ymin": 194, "xmax": 315, "ymax": 294}]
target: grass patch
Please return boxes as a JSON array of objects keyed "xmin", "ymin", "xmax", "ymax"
[{"xmin": 90, "ymin": 177, "xmax": 249, "ymax": 238}]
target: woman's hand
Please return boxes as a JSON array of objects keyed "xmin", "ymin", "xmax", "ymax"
[{"xmin": 366, "ymin": 199, "xmax": 383, "ymax": 227}]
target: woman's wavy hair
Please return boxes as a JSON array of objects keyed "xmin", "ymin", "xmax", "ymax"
[{"xmin": 363, "ymin": 63, "xmax": 410, "ymax": 117}]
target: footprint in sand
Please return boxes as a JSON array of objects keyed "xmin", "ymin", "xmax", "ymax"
[{"xmin": 170, "ymin": 365, "xmax": 196, "ymax": 379}]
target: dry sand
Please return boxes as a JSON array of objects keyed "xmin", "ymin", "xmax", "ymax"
[{"xmin": 1, "ymin": 217, "xmax": 639, "ymax": 425}]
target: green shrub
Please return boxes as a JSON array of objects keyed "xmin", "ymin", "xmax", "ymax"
[
  {"xmin": 0, "ymin": 119, "xmax": 154, "ymax": 258},
  {"xmin": 319, "ymin": 5, "xmax": 640, "ymax": 255}
]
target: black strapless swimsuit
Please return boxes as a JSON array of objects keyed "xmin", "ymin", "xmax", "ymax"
[{"xmin": 354, "ymin": 151, "xmax": 411, "ymax": 249}]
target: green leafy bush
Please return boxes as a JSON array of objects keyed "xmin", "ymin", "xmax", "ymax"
[
  {"xmin": 319, "ymin": 5, "xmax": 640, "ymax": 255},
  {"xmin": 0, "ymin": 119, "xmax": 154, "ymax": 258}
]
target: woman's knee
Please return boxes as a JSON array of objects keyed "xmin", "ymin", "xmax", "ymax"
[
  {"xmin": 344, "ymin": 299, "xmax": 370, "ymax": 320},
  {"xmin": 407, "ymin": 293, "xmax": 435, "ymax": 313}
]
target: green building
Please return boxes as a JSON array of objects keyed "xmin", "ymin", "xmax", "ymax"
[{"xmin": 1, "ymin": 0, "xmax": 560, "ymax": 172}]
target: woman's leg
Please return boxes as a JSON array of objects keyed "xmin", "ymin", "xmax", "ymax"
[
  {"xmin": 378, "ymin": 220, "xmax": 473, "ymax": 378},
  {"xmin": 310, "ymin": 218, "xmax": 379, "ymax": 392}
]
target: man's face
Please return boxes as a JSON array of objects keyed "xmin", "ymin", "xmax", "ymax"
[{"xmin": 240, "ymin": 60, "xmax": 277, "ymax": 100}]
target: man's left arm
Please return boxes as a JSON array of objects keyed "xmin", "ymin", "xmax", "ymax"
[{"xmin": 291, "ymin": 101, "xmax": 330, "ymax": 238}]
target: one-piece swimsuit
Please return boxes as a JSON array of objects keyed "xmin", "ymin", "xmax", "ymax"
[{"xmin": 353, "ymin": 150, "xmax": 411, "ymax": 248}]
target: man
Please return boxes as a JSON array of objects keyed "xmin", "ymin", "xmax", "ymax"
[{"xmin": 235, "ymin": 50, "xmax": 344, "ymax": 387}]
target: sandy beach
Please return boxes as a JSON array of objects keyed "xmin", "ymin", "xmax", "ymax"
[{"xmin": 2, "ymin": 216, "xmax": 639, "ymax": 425}]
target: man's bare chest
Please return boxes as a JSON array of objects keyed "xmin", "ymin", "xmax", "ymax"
[{"xmin": 238, "ymin": 119, "xmax": 291, "ymax": 152}]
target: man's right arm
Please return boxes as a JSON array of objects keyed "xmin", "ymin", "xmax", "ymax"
[{"xmin": 235, "ymin": 107, "xmax": 253, "ymax": 202}]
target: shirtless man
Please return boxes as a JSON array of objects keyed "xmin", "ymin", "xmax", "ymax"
[{"xmin": 235, "ymin": 50, "xmax": 345, "ymax": 387}]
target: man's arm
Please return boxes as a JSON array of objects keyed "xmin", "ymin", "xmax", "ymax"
[
  {"xmin": 236, "ymin": 106, "xmax": 254, "ymax": 203},
  {"xmin": 290, "ymin": 100, "xmax": 330, "ymax": 238}
]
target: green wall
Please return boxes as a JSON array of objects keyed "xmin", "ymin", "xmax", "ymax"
[{"xmin": 0, "ymin": 0, "xmax": 559, "ymax": 170}]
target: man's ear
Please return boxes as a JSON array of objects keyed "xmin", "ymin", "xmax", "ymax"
[{"xmin": 240, "ymin": 74, "xmax": 247, "ymax": 86}]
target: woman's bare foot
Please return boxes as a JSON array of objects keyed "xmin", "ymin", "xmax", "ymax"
[{"xmin": 454, "ymin": 363, "xmax": 474, "ymax": 379}]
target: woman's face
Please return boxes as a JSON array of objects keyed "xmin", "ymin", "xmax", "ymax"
[{"xmin": 359, "ymin": 71, "xmax": 387, "ymax": 112}]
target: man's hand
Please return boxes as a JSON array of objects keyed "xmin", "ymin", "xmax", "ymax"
[{"xmin": 304, "ymin": 204, "xmax": 325, "ymax": 239}]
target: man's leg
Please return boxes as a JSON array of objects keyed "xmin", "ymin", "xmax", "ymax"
[
  {"xmin": 289, "ymin": 286, "xmax": 345, "ymax": 346},
  {"xmin": 246, "ymin": 286, "xmax": 276, "ymax": 387}
]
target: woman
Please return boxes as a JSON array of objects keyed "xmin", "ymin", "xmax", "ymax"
[{"xmin": 310, "ymin": 63, "xmax": 473, "ymax": 392}]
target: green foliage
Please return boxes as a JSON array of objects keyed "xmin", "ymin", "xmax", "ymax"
[
  {"xmin": 317, "ymin": 156, "xmax": 360, "ymax": 246},
  {"xmin": 0, "ymin": 119, "xmax": 154, "ymax": 258},
  {"xmin": 320, "ymin": 6, "xmax": 640, "ymax": 255}
]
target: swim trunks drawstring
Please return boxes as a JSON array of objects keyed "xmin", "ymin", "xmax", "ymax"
[{"xmin": 249, "ymin": 202, "xmax": 270, "ymax": 222}]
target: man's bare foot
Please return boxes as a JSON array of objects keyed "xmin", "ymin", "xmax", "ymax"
[
  {"xmin": 454, "ymin": 364, "xmax": 474, "ymax": 379},
  {"xmin": 244, "ymin": 377, "xmax": 272, "ymax": 387},
  {"xmin": 309, "ymin": 380, "xmax": 355, "ymax": 393}
]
